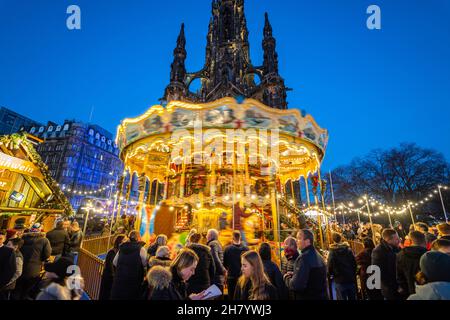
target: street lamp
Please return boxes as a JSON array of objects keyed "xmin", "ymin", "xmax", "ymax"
[
  {"xmin": 81, "ymin": 201, "xmax": 94, "ymax": 246},
  {"xmin": 437, "ymin": 185, "xmax": 449, "ymax": 223},
  {"xmin": 364, "ymin": 195, "xmax": 376, "ymax": 244}
]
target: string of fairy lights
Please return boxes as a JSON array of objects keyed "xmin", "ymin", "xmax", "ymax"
[
  {"xmin": 60, "ymin": 182, "xmax": 115, "ymax": 196},
  {"xmin": 334, "ymin": 184, "xmax": 449, "ymax": 219}
]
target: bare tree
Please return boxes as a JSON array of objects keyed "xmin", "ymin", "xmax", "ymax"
[{"xmin": 331, "ymin": 143, "xmax": 450, "ymax": 215}]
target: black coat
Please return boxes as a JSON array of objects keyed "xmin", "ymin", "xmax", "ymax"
[
  {"xmin": 20, "ymin": 232, "xmax": 52, "ymax": 279},
  {"xmin": 223, "ymin": 243, "xmax": 249, "ymax": 279},
  {"xmin": 99, "ymin": 248, "xmax": 118, "ymax": 300},
  {"xmin": 371, "ymin": 239, "xmax": 401, "ymax": 300},
  {"xmin": 111, "ymin": 241, "xmax": 145, "ymax": 300},
  {"xmin": 262, "ymin": 260, "xmax": 288, "ymax": 300},
  {"xmin": 0, "ymin": 246, "xmax": 16, "ymax": 289},
  {"xmin": 69, "ymin": 230, "xmax": 83, "ymax": 253},
  {"xmin": 234, "ymin": 279, "xmax": 278, "ymax": 300},
  {"xmin": 46, "ymin": 227, "xmax": 70, "ymax": 256},
  {"xmin": 147, "ymin": 243, "xmax": 160, "ymax": 257},
  {"xmin": 327, "ymin": 243, "xmax": 357, "ymax": 284},
  {"xmin": 186, "ymin": 243, "xmax": 215, "ymax": 294},
  {"xmin": 285, "ymin": 245, "xmax": 329, "ymax": 300},
  {"xmin": 396, "ymin": 246, "xmax": 427, "ymax": 297},
  {"xmin": 207, "ymin": 239, "xmax": 226, "ymax": 286}
]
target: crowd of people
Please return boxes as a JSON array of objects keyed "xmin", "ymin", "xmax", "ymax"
[
  {"xmin": 0, "ymin": 219, "xmax": 84, "ymax": 300},
  {"xmin": 96, "ymin": 219, "xmax": 450, "ymax": 301},
  {"xmin": 2, "ymin": 215, "xmax": 450, "ymax": 301}
]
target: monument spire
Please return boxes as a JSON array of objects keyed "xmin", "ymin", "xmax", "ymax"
[{"xmin": 162, "ymin": 1, "xmax": 289, "ymax": 109}]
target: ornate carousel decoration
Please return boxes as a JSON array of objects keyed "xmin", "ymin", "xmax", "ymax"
[{"xmin": 115, "ymin": 0, "xmax": 330, "ymax": 247}]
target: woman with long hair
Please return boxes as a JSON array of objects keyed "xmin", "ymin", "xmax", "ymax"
[
  {"xmin": 147, "ymin": 248, "xmax": 206, "ymax": 300},
  {"xmin": 98, "ymin": 234, "xmax": 127, "ymax": 300},
  {"xmin": 234, "ymin": 251, "xmax": 277, "ymax": 300}
]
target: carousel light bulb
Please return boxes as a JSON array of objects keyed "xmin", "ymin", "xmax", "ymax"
[
  {"xmin": 358, "ymin": 199, "xmax": 363, "ymax": 204},
  {"xmin": 237, "ymin": 194, "xmax": 241, "ymax": 199},
  {"xmin": 444, "ymin": 186, "xmax": 448, "ymax": 190},
  {"xmin": 169, "ymin": 206, "xmax": 174, "ymax": 212},
  {"xmin": 289, "ymin": 199, "xmax": 294, "ymax": 204},
  {"xmin": 197, "ymin": 203, "xmax": 202, "ymax": 209},
  {"xmin": 156, "ymin": 205, "xmax": 161, "ymax": 210},
  {"xmin": 251, "ymin": 194, "xmax": 257, "ymax": 200},
  {"xmin": 265, "ymin": 194, "xmax": 270, "ymax": 199},
  {"xmin": 184, "ymin": 205, "xmax": 188, "ymax": 210},
  {"xmin": 434, "ymin": 190, "xmax": 438, "ymax": 194},
  {"xmin": 225, "ymin": 195, "xmax": 230, "ymax": 201}
]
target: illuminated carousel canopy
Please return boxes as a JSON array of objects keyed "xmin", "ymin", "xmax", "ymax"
[{"xmin": 116, "ymin": 97, "xmax": 328, "ymax": 183}]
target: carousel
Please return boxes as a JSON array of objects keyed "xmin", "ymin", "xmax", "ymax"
[{"xmin": 115, "ymin": 97, "xmax": 331, "ymax": 248}]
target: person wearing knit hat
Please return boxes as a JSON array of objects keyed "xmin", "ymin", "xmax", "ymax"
[{"xmin": 408, "ymin": 251, "xmax": 450, "ymax": 300}]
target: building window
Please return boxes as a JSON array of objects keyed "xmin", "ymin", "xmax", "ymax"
[
  {"xmin": 56, "ymin": 125, "xmax": 62, "ymax": 132},
  {"xmin": 63, "ymin": 124, "xmax": 70, "ymax": 131},
  {"xmin": 39, "ymin": 126, "xmax": 45, "ymax": 133},
  {"xmin": 95, "ymin": 133, "xmax": 100, "ymax": 140},
  {"xmin": 89, "ymin": 129, "xmax": 94, "ymax": 136},
  {"xmin": 30, "ymin": 127, "xmax": 36, "ymax": 134},
  {"xmin": 48, "ymin": 126, "xmax": 54, "ymax": 132}
]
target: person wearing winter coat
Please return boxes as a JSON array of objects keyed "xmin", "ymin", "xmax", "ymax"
[
  {"xmin": 147, "ymin": 234, "xmax": 168, "ymax": 257},
  {"xmin": 14, "ymin": 224, "xmax": 51, "ymax": 300},
  {"xmin": 371, "ymin": 229, "xmax": 401, "ymax": 300},
  {"xmin": 46, "ymin": 221, "xmax": 70, "ymax": 258},
  {"xmin": 284, "ymin": 229, "xmax": 329, "ymax": 300},
  {"xmin": 68, "ymin": 221, "xmax": 83, "ymax": 254},
  {"xmin": 0, "ymin": 233, "xmax": 18, "ymax": 300},
  {"xmin": 397, "ymin": 231, "xmax": 427, "ymax": 298},
  {"xmin": 147, "ymin": 249, "xmax": 205, "ymax": 300},
  {"xmin": 416, "ymin": 222, "xmax": 437, "ymax": 250},
  {"xmin": 186, "ymin": 232, "xmax": 216, "ymax": 295},
  {"xmin": 394, "ymin": 222, "xmax": 408, "ymax": 244},
  {"xmin": 281, "ymin": 236, "xmax": 300, "ymax": 276},
  {"xmin": 259, "ymin": 242, "xmax": 288, "ymax": 300},
  {"xmin": 408, "ymin": 251, "xmax": 450, "ymax": 300},
  {"xmin": 327, "ymin": 233, "xmax": 357, "ymax": 300},
  {"xmin": 206, "ymin": 229, "xmax": 226, "ymax": 292},
  {"xmin": 111, "ymin": 231, "xmax": 147, "ymax": 300},
  {"xmin": 234, "ymin": 251, "xmax": 278, "ymax": 300},
  {"xmin": 36, "ymin": 257, "xmax": 84, "ymax": 300},
  {"xmin": 224, "ymin": 231, "xmax": 249, "ymax": 299},
  {"xmin": 356, "ymin": 238, "xmax": 382, "ymax": 300},
  {"xmin": 98, "ymin": 234, "xmax": 127, "ymax": 300},
  {"xmin": 148, "ymin": 246, "xmax": 172, "ymax": 269},
  {"xmin": 2, "ymin": 238, "xmax": 24, "ymax": 299}
]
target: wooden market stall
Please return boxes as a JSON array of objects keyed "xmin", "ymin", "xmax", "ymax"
[{"xmin": 0, "ymin": 133, "xmax": 72, "ymax": 231}]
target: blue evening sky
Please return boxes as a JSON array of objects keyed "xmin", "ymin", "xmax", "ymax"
[{"xmin": 1, "ymin": 0, "xmax": 449, "ymax": 171}]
